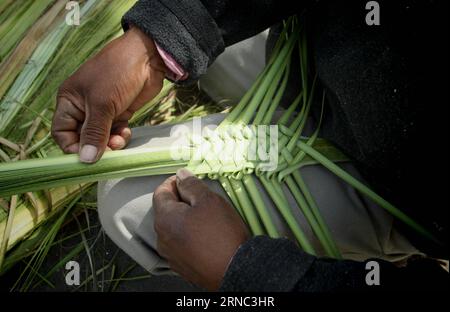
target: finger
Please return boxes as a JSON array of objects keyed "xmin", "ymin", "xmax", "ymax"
[
  {"xmin": 175, "ymin": 168, "xmax": 210, "ymax": 206},
  {"xmin": 79, "ymin": 101, "xmax": 114, "ymax": 163},
  {"xmin": 153, "ymin": 176, "xmax": 180, "ymax": 215},
  {"xmin": 108, "ymin": 122, "xmax": 131, "ymax": 150},
  {"xmin": 51, "ymin": 97, "xmax": 84, "ymax": 154},
  {"xmin": 153, "ymin": 176, "xmax": 187, "ymax": 237},
  {"xmin": 107, "ymin": 131, "xmax": 131, "ymax": 150}
]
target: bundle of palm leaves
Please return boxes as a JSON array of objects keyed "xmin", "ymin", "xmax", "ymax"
[{"xmin": 0, "ymin": 1, "xmax": 224, "ymax": 288}]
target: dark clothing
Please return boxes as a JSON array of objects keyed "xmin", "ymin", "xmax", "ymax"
[
  {"xmin": 221, "ymin": 236, "xmax": 448, "ymax": 291},
  {"xmin": 122, "ymin": 0, "xmax": 301, "ymax": 83},
  {"xmin": 123, "ymin": 0, "xmax": 449, "ymax": 291}
]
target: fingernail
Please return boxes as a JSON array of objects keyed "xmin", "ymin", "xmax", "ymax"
[
  {"xmin": 176, "ymin": 168, "xmax": 194, "ymax": 181},
  {"xmin": 80, "ymin": 145, "xmax": 98, "ymax": 163}
]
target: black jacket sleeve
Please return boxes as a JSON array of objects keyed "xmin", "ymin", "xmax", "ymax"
[
  {"xmin": 219, "ymin": 236, "xmax": 448, "ymax": 292},
  {"xmin": 122, "ymin": 0, "xmax": 301, "ymax": 82}
]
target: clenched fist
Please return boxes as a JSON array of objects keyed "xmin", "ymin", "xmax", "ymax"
[
  {"xmin": 153, "ymin": 169, "xmax": 250, "ymax": 290},
  {"xmin": 52, "ymin": 26, "xmax": 166, "ymax": 163}
]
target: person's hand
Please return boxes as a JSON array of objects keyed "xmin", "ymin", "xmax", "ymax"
[
  {"xmin": 153, "ymin": 169, "xmax": 250, "ymax": 290},
  {"xmin": 52, "ymin": 26, "xmax": 166, "ymax": 163}
]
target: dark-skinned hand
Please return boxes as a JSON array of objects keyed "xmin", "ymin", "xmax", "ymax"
[
  {"xmin": 52, "ymin": 26, "xmax": 166, "ymax": 163},
  {"xmin": 153, "ymin": 169, "xmax": 250, "ymax": 290}
]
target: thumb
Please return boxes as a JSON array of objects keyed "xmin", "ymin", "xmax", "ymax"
[
  {"xmin": 176, "ymin": 168, "xmax": 210, "ymax": 206},
  {"xmin": 79, "ymin": 103, "xmax": 113, "ymax": 163}
]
